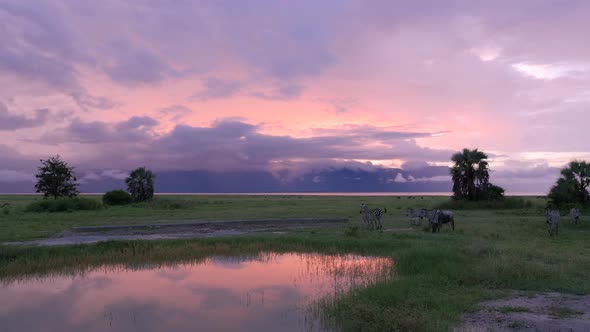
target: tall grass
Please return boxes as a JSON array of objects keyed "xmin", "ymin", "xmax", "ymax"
[
  {"xmin": 436, "ymin": 197, "xmax": 534, "ymax": 210},
  {"xmin": 24, "ymin": 197, "xmax": 103, "ymax": 213}
]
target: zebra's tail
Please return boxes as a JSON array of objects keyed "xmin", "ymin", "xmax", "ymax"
[{"xmin": 383, "ymin": 207, "xmax": 387, "ymax": 213}]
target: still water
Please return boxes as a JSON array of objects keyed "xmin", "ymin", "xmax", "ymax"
[{"xmin": 0, "ymin": 253, "xmax": 393, "ymax": 332}]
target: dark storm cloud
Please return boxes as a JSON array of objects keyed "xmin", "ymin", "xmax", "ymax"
[{"xmin": 40, "ymin": 116, "xmax": 451, "ymax": 173}]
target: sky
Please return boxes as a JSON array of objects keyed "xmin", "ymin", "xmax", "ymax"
[{"xmin": 1, "ymin": 0, "xmax": 589, "ymax": 193}]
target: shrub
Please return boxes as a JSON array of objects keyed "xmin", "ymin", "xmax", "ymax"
[
  {"xmin": 102, "ymin": 190, "xmax": 132, "ymax": 206},
  {"xmin": 344, "ymin": 225, "xmax": 360, "ymax": 237},
  {"xmin": 25, "ymin": 197, "xmax": 102, "ymax": 213},
  {"xmin": 436, "ymin": 197, "xmax": 532, "ymax": 210}
]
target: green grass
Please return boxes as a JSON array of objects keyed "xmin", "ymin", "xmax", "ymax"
[
  {"xmin": 24, "ymin": 197, "xmax": 103, "ymax": 213},
  {"xmin": 0, "ymin": 194, "xmax": 459, "ymax": 242},
  {"xmin": 436, "ymin": 196, "xmax": 535, "ymax": 210},
  {"xmin": 1, "ymin": 194, "xmax": 590, "ymax": 331}
]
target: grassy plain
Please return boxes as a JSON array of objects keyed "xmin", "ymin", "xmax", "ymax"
[{"xmin": 1, "ymin": 195, "xmax": 590, "ymax": 331}]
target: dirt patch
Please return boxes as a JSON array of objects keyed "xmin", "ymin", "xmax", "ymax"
[
  {"xmin": 2, "ymin": 218, "xmax": 348, "ymax": 246},
  {"xmin": 457, "ymin": 292, "xmax": 590, "ymax": 332}
]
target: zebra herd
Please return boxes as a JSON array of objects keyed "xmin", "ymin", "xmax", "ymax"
[
  {"xmin": 406, "ymin": 208, "xmax": 455, "ymax": 232},
  {"xmin": 360, "ymin": 203, "xmax": 582, "ymax": 236},
  {"xmin": 544, "ymin": 207, "xmax": 581, "ymax": 236},
  {"xmin": 359, "ymin": 204, "xmax": 454, "ymax": 233}
]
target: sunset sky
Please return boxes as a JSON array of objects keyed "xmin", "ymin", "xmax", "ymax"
[{"xmin": 1, "ymin": 0, "xmax": 589, "ymax": 193}]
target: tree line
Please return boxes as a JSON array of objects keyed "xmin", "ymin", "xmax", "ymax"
[
  {"xmin": 34, "ymin": 155, "xmax": 155, "ymax": 203},
  {"xmin": 33, "ymin": 153, "xmax": 589, "ymax": 209}
]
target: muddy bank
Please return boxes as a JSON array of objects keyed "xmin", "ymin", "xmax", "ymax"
[
  {"xmin": 3, "ymin": 218, "xmax": 348, "ymax": 246},
  {"xmin": 458, "ymin": 292, "xmax": 590, "ymax": 332}
]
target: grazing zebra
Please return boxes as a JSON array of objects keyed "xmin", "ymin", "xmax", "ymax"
[
  {"xmin": 406, "ymin": 208, "xmax": 425, "ymax": 225},
  {"xmin": 545, "ymin": 208, "xmax": 560, "ymax": 236},
  {"xmin": 431, "ymin": 209, "xmax": 455, "ymax": 232},
  {"xmin": 570, "ymin": 208, "xmax": 580, "ymax": 224},
  {"xmin": 360, "ymin": 203, "xmax": 386, "ymax": 230}
]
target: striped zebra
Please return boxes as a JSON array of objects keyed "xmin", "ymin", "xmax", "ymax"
[
  {"xmin": 360, "ymin": 203, "xmax": 386, "ymax": 230},
  {"xmin": 545, "ymin": 208, "xmax": 560, "ymax": 236},
  {"xmin": 570, "ymin": 208, "xmax": 580, "ymax": 224},
  {"xmin": 406, "ymin": 208, "xmax": 425, "ymax": 225},
  {"xmin": 431, "ymin": 209, "xmax": 455, "ymax": 233}
]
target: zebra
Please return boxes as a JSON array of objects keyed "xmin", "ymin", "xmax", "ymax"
[
  {"xmin": 545, "ymin": 208, "xmax": 560, "ymax": 236},
  {"xmin": 431, "ymin": 209, "xmax": 455, "ymax": 233},
  {"xmin": 360, "ymin": 203, "xmax": 386, "ymax": 230},
  {"xmin": 406, "ymin": 208, "xmax": 425, "ymax": 225},
  {"xmin": 570, "ymin": 208, "xmax": 580, "ymax": 224}
]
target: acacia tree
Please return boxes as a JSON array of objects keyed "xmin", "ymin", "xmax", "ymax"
[
  {"xmin": 450, "ymin": 148, "xmax": 504, "ymax": 200},
  {"xmin": 34, "ymin": 155, "xmax": 79, "ymax": 199},
  {"xmin": 548, "ymin": 160, "xmax": 590, "ymax": 208},
  {"xmin": 126, "ymin": 167, "xmax": 155, "ymax": 202}
]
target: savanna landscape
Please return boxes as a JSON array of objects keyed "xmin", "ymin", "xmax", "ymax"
[
  {"xmin": 3, "ymin": 1, "xmax": 590, "ymax": 331},
  {"xmin": 1, "ymin": 191, "xmax": 590, "ymax": 331}
]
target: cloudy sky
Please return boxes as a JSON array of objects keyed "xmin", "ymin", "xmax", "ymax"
[{"xmin": 1, "ymin": 0, "xmax": 589, "ymax": 193}]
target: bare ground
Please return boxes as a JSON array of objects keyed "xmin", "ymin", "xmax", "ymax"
[
  {"xmin": 457, "ymin": 292, "xmax": 590, "ymax": 332},
  {"xmin": 1, "ymin": 218, "xmax": 348, "ymax": 246}
]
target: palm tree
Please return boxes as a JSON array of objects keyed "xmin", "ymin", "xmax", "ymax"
[
  {"xmin": 125, "ymin": 167, "xmax": 155, "ymax": 202},
  {"xmin": 549, "ymin": 160, "xmax": 590, "ymax": 207},
  {"xmin": 450, "ymin": 148, "xmax": 490, "ymax": 200}
]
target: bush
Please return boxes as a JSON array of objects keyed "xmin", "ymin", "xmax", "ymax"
[
  {"xmin": 102, "ymin": 190, "xmax": 132, "ymax": 206},
  {"xmin": 25, "ymin": 197, "xmax": 102, "ymax": 213},
  {"xmin": 436, "ymin": 197, "xmax": 533, "ymax": 210},
  {"xmin": 344, "ymin": 225, "xmax": 360, "ymax": 237}
]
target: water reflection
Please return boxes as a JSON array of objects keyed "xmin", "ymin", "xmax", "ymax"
[{"xmin": 0, "ymin": 253, "xmax": 393, "ymax": 332}]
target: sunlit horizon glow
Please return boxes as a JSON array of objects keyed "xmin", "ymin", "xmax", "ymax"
[{"xmin": 1, "ymin": 1, "xmax": 589, "ymax": 193}]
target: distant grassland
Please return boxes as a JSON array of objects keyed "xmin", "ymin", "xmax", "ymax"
[
  {"xmin": 1, "ymin": 194, "xmax": 464, "ymax": 241},
  {"xmin": 2, "ymin": 195, "xmax": 590, "ymax": 331}
]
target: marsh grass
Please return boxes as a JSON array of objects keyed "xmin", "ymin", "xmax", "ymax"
[
  {"xmin": 2, "ymin": 195, "xmax": 590, "ymax": 331},
  {"xmin": 548, "ymin": 306, "xmax": 583, "ymax": 319}
]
